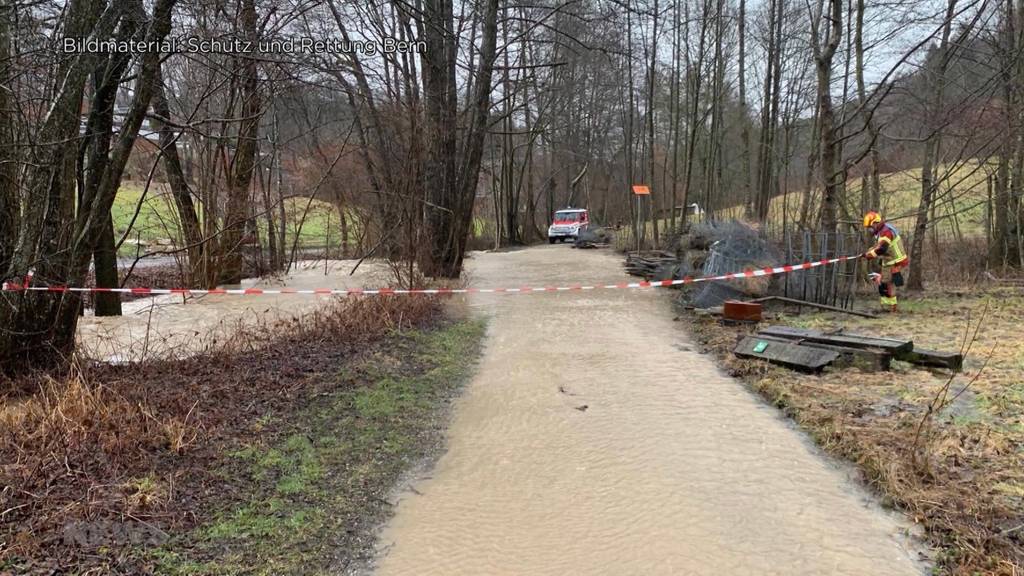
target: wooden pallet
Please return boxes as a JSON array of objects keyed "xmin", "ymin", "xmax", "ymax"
[
  {"xmin": 734, "ymin": 325, "xmax": 962, "ymax": 373},
  {"xmin": 757, "ymin": 325, "xmax": 913, "ymax": 355},
  {"xmin": 734, "ymin": 336, "xmax": 838, "ymax": 372},
  {"xmin": 749, "ymin": 334, "xmax": 891, "ymax": 372}
]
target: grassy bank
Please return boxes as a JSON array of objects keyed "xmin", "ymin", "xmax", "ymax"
[
  {"xmin": 151, "ymin": 320, "xmax": 485, "ymax": 574},
  {"xmin": 111, "ymin": 184, "xmax": 356, "ymax": 257},
  {"xmin": 687, "ymin": 289, "xmax": 1024, "ymax": 574},
  {"xmin": 0, "ymin": 297, "xmax": 485, "ymax": 574}
]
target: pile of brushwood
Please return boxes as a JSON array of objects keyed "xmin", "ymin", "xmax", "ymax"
[
  {"xmin": 0, "ymin": 295, "xmax": 450, "ymax": 573},
  {"xmin": 573, "ymin": 226, "xmax": 616, "ymax": 249},
  {"xmin": 623, "ymin": 249, "xmax": 679, "ymax": 277}
]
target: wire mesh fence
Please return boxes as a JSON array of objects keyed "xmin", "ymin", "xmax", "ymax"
[
  {"xmin": 693, "ymin": 250, "xmax": 759, "ymax": 308},
  {"xmin": 782, "ymin": 229, "xmax": 863, "ymax": 309},
  {"xmin": 691, "ymin": 221, "xmax": 780, "ymax": 308}
]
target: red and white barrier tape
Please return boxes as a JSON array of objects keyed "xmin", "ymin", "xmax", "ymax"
[{"xmin": 0, "ymin": 255, "xmax": 859, "ymax": 297}]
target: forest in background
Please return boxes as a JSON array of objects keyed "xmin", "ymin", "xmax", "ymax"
[{"xmin": 2, "ymin": 0, "xmax": 1024, "ymax": 373}]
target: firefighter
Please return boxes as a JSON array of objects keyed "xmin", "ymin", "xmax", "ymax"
[{"xmin": 862, "ymin": 211, "xmax": 909, "ymax": 312}]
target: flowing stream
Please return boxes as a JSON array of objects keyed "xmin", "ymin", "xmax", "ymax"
[
  {"xmin": 77, "ymin": 259, "xmax": 387, "ymax": 362},
  {"xmin": 371, "ymin": 245, "xmax": 926, "ymax": 576}
]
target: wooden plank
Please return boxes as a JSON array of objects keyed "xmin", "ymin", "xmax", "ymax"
[
  {"xmin": 753, "ymin": 335, "xmax": 891, "ymax": 372},
  {"xmin": 734, "ymin": 336, "xmax": 839, "ymax": 372},
  {"xmin": 758, "ymin": 325, "xmax": 913, "ymax": 354},
  {"xmin": 895, "ymin": 348, "xmax": 963, "ymax": 371}
]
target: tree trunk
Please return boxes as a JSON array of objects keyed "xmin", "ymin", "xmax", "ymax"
[
  {"xmin": 93, "ymin": 220, "xmax": 121, "ymax": 316},
  {"xmin": 854, "ymin": 0, "xmax": 881, "ymax": 212},
  {"xmin": 800, "ymin": 102, "xmax": 821, "ymax": 229},
  {"xmin": 220, "ymin": 0, "xmax": 260, "ymax": 285},
  {"xmin": 706, "ymin": 0, "xmax": 726, "ymax": 217},
  {"xmin": 738, "ymin": 0, "xmax": 753, "ymax": 218},
  {"xmin": 1012, "ymin": 0, "xmax": 1024, "ymax": 267},
  {"xmin": 419, "ymin": 0, "xmax": 500, "ymax": 277},
  {"xmin": 647, "ymin": 0, "xmax": 659, "ymax": 246},
  {"xmin": 0, "ymin": 0, "xmax": 16, "ymax": 273},
  {"xmin": 420, "ymin": 0, "xmax": 459, "ymax": 275},
  {"xmin": 668, "ymin": 0, "xmax": 683, "ymax": 232},
  {"xmin": 682, "ymin": 2, "xmax": 709, "ymax": 220},
  {"xmin": 83, "ymin": 41, "xmax": 136, "ymax": 317},
  {"xmin": 624, "ymin": 0, "xmax": 638, "ymax": 245},
  {"xmin": 755, "ymin": 0, "xmax": 779, "ymax": 222},
  {"xmin": 501, "ymin": 4, "xmax": 518, "ymax": 246},
  {"xmin": 908, "ymin": 0, "xmax": 957, "ymax": 290},
  {"xmin": 152, "ymin": 65, "xmax": 204, "ymax": 285},
  {"xmin": 814, "ymin": 0, "xmax": 843, "ymax": 231}
]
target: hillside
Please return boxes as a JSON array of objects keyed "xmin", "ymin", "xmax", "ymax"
[{"xmin": 717, "ymin": 161, "xmax": 991, "ymax": 237}]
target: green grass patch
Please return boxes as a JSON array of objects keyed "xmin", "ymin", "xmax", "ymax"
[
  {"xmin": 111, "ymin": 185, "xmax": 361, "ymax": 257},
  {"xmin": 111, "ymin": 184, "xmax": 182, "ymax": 255},
  {"xmin": 151, "ymin": 319, "xmax": 486, "ymax": 575}
]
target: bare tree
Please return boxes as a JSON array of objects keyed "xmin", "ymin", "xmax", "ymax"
[
  {"xmin": 1, "ymin": 0, "xmax": 177, "ymax": 374},
  {"xmin": 420, "ymin": 0, "xmax": 501, "ymax": 277},
  {"xmin": 810, "ymin": 0, "xmax": 844, "ymax": 231},
  {"xmin": 908, "ymin": 0, "xmax": 960, "ymax": 289}
]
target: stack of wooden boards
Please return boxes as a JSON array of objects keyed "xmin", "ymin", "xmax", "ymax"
[
  {"xmin": 734, "ymin": 326, "xmax": 963, "ymax": 373},
  {"xmin": 624, "ymin": 250, "xmax": 679, "ymax": 278}
]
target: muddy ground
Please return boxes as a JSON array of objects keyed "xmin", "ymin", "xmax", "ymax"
[{"xmin": 688, "ymin": 288, "xmax": 1024, "ymax": 575}]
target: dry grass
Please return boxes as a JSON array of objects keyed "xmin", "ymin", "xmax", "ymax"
[
  {"xmin": 717, "ymin": 160, "xmax": 992, "ymax": 237},
  {"xmin": 689, "ymin": 287, "xmax": 1024, "ymax": 574},
  {"xmin": 0, "ymin": 295, "xmax": 445, "ymax": 571}
]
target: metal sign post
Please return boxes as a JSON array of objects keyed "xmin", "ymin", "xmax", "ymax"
[{"xmin": 631, "ymin": 185, "xmax": 650, "ymax": 252}]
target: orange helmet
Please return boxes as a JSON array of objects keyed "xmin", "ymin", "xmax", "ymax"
[{"xmin": 862, "ymin": 211, "xmax": 882, "ymax": 228}]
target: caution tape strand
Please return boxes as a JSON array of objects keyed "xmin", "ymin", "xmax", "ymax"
[{"xmin": 0, "ymin": 255, "xmax": 860, "ymax": 296}]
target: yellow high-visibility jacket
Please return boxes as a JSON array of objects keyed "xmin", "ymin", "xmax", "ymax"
[{"xmin": 872, "ymin": 223, "xmax": 907, "ymax": 267}]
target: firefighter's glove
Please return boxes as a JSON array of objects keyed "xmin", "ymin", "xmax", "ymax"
[
  {"xmin": 864, "ymin": 249, "xmax": 877, "ymax": 260},
  {"xmin": 868, "ymin": 272, "xmax": 882, "ymax": 286}
]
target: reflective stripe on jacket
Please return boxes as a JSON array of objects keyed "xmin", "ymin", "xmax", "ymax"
[{"xmin": 874, "ymin": 223, "xmax": 907, "ymax": 267}]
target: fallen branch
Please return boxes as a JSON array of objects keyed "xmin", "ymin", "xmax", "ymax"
[
  {"xmin": 983, "ymin": 271, "xmax": 1024, "ymax": 285},
  {"xmin": 748, "ymin": 296, "xmax": 878, "ymax": 318}
]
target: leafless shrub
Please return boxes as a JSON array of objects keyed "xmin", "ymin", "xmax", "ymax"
[{"xmin": 910, "ymin": 302, "xmax": 995, "ymax": 472}]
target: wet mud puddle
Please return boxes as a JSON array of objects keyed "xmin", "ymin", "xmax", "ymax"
[{"xmin": 371, "ymin": 245, "xmax": 927, "ymax": 576}]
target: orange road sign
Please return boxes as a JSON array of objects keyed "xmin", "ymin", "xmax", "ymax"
[{"xmin": 632, "ymin": 185, "xmax": 650, "ymax": 195}]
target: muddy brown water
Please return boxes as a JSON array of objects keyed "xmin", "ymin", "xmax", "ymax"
[
  {"xmin": 372, "ymin": 245, "xmax": 926, "ymax": 575},
  {"xmin": 77, "ymin": 260, "xmax": 388, "ymax": 362}
]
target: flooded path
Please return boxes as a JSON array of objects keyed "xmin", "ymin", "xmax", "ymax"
[{"xmin": 373, "ymin": 245, "xmax": 925, "ymax": 575}]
